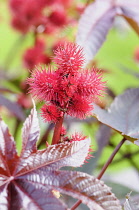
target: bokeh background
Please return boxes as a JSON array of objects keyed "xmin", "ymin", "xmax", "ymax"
[{"xmin": 0, "ymin": 0, "xmax": 139, "ymax": 208}]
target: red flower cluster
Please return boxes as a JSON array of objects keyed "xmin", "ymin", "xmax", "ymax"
[
  {"xmin": 9, "ymin": 0, "xmax": 44, "ymax": 33},
  {"xmin": 28, "ymin": 42, "xmax": 105, "ymax": 123},
  {"xmin": 23, "ymin": 39, "xmax": 51, "ymax": 69},
  {"xmin": 9, "ymin": 0, "xmax": 69, "ymax": 33}
]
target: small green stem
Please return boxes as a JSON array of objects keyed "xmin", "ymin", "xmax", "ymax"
[
  {"xmin": 97, "ymin": 137, "xmax": 126, "ymax": 179},
  {"xmin": 51, "ymin": 115, "xmax": 64, "ymax": 145}
]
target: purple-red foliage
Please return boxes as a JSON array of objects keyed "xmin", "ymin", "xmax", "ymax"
[
  {"xmin": 0, "ymin": 105, "xmax": 121, "ymax": 209},
  {"xmin": 0, "ymin": 104, "xmax": 95, "ymax": 209}
]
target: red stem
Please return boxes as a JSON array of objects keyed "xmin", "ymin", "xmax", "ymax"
[
  {"xmin": 70, "ymin": 200, "xmax": 82, "ymax": 210},
  {"xmin": 51, "ymin": 116, "xmax": 64, "ymax": 145},
  {"xmin": 70, "ymin": 137, "xmax": 126, "ymax": 210},
  {"xmin": 97, "ymin": 137, "xmax": 126, "ymax": 179}
]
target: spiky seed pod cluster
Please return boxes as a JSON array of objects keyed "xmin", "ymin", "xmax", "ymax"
[{"xmin": 28, "ymin": 42, "xmax": 105, "ymax": 123}]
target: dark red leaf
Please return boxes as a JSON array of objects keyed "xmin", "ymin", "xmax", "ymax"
[
  {"xmin": 0, "ymin": 184, "xmax": 8, "ymax": 208},
  {"xmin": 20, "ymin": 100, "xmax": 39, "ymax": 158},
  {"xmin": 76, "ymin": 1, "xmax": 117, "ymax": 64},
  {"xmin": 14, "ymin": 180, "xmax": 67, "ymax": 210},
  {"xmin": 92, "ymin": 88, "xmax": 139, "ymax": 146},
  {"xmin": 15, "ymin": 139, "xmax": 91, "ymax": 175},
  {"xmin": 119, "ymin": 0, "xmax": 139, "ymax": 24},
  {"xmin": 0, "ymin": 118, "xmax": 18, "ymax": 174},
  {"xmin": 19, "ymin": 170, "xmax": 122, "ymax": 210},
  {"xmin": 0, "ymin": 105, "xmax": 121, "ymax": 209},
  {"xmin": 76, "ymin": 0, "xmax": 139, "ymax": 65}
]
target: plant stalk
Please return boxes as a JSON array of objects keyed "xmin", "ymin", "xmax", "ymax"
[
  {"xmin": 51, "ymin": 115, "xmax": 64, "ymax": 145},
  {"xmin": 97, "ymin": 137, "xmax": 126, "ymax": 179},
  {"xmin": 70, "ymin": 200, "xmax": 82, "ymax": 210},
  {"xmin": 70, "ymin": 137, "xmax": 126, "ymax": 210}
]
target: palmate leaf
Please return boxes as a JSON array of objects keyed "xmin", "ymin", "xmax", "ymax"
[
  {"xmin": 92, "ymin": 88, "xmax": 139, "ymax": 146},
  {"xmin": 20, "ymin": 100, "xmax": 39, "ymax": 158},
  {"xmin": 119, "ymin": 0, "xmax": 139, "ymax": 24},
  {"xmin": 18, "ymin": 170, "xmax": 122, "ymax": 210},
  {"xmin": 118, "ymin": 0, "xmax": 139, "ymax": 35},
  {"xmin": 0, "ymin": 117, "xmax": 18, "ymax": 175},
  {"xmin": 0, "ymin": 104, "xmax": 122, "ymax": 209},
  {"xmin": 76, "ymin": 0, "xmax": 139, "ymax": 65},
  {"xmin": 76, "ymin": 0, "xmax": 116, "ymax": 65}
]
